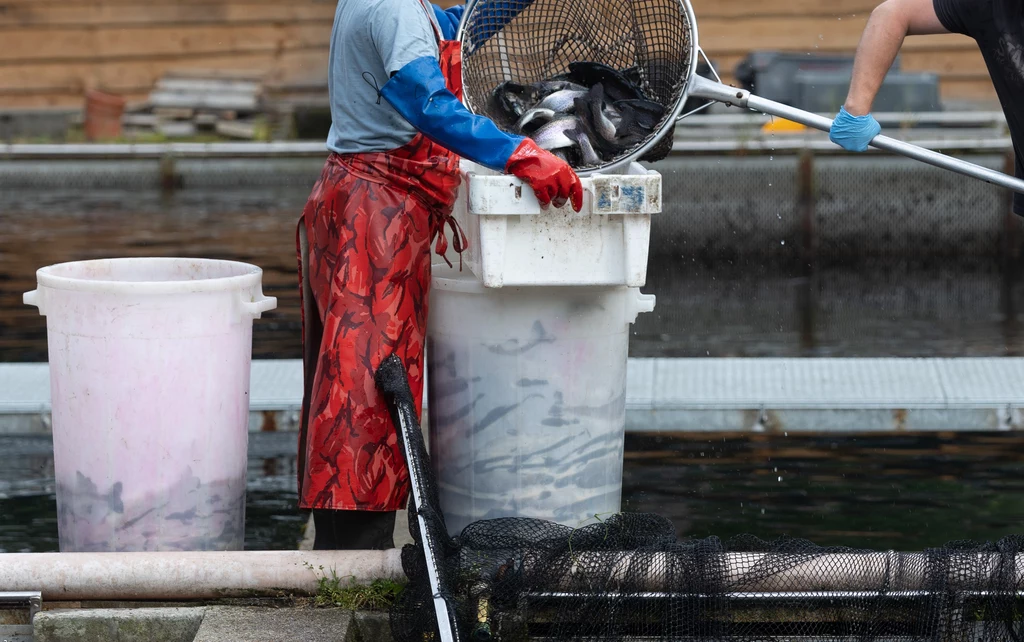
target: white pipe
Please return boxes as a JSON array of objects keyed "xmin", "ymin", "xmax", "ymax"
[
  {"xmin": 8, "ymin": 548, "xmax": 1022, "ymax": 602},
  {"xmin": 0, "ymin": 549, "xmax": 405, "ymax": 601}
]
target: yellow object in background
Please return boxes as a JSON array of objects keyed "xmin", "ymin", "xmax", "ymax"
[{"xmin": 761, "ymin": 118, "xmax": 807, "ymax": 133}]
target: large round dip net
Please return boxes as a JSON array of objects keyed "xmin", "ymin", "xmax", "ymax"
[
  {"xmin": 376, "ymin": 358, "xmax": 1024, "ymax": 642},
  {"xmin": 455, "ymin": 0, "xmax": 702, "ymax": 172}
]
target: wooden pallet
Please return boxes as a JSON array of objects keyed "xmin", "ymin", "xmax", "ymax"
[{"xmin": 123, "ymin": 69, "xmax": 266, "ymax": 139}]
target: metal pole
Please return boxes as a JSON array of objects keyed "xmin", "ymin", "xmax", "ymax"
[
  {"xmin": 687, "ymin": 75, "xmax": 1024, "ymax": 196},
  {"xmin": 376, "ymin": 354, "xmax": 460, "ymax": 642}
]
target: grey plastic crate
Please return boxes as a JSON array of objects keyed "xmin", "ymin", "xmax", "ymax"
[
  {"xmin": 734, "ymin": 50, "xmax": 902, "ymax": 106},
  {"xmin": 793, "ymin": 69, "xmax": 942, "ymax": 114}
]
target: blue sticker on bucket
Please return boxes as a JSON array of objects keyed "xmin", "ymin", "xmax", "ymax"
[{"xmin": 619, "ymin": 185, "xmax": 645, "ymax": 211}]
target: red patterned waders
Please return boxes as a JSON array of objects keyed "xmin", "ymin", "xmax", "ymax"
[{"xmin": 295, "ymin": 5, "xmax": 468, "ymax": 511}]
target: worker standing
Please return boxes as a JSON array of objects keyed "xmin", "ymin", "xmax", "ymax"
[
  {"xmin": 829, "ymin": 0, "xmax": 1024, "ymax": 217},
  {"xmin": 296, "ymin": 0, "xmax": 583, "ymax": 550}
]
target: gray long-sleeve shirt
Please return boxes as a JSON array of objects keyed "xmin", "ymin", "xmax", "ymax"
[{"xmin": 325, "ymin": 0, "xmax": 442, "ymax": 154}]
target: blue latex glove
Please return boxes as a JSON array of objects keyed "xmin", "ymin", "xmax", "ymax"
[
  {"xmin": 829, "ymin": 106, "xmax": 881, "ymax": 152},
  {"xmin": 380, "ymin": 56, "xmax": 525, "ymax": 170}
]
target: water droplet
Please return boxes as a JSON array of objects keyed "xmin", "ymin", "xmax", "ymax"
[
  {"xmin": 781, "ymin": 240, "xmax": 786, "ymax": 245},
  {"xmin": 761, "ymin": 508, "xmax": 765, "ymax": 514},
  {"xmin": 778, "ymin": 476, "xmax": 782, "ymax": 482},
  {"xmin": 769, "ymin": 155, "xmax": 774, "ymax": 160},
  {"xmin": 784, "ymin": 431, "xmax": 788, "ymax": 437},
  {"xmin": 819, "ymin": 34, "xmax": 824, "ymax": 39},
  {"xmin": 774, "ymin": 467, "xmax": 777, "ymax": 472}
]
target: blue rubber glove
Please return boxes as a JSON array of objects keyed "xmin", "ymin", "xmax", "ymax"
[
  {"xmin": 829, "ymin": 106, "xmax": 881, "ymax": 152},
  {"xmin": 380, "ymin": 56, "xmax": 525, "ymax": 170}
]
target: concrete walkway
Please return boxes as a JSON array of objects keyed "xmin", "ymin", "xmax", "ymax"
[
  {"xmin": 32, "ymin": 605, "xmax": 391, "ymax": 642},
  {"xmin": 4, "ymin": 358, "xmax": 1024, "ymax": 434}
]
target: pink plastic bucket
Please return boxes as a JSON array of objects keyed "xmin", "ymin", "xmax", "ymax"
[{"xmin": 23, "ymin": 257, "xmax": 276, "ymax": 552}]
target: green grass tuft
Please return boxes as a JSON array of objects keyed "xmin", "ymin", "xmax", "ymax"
[{"xmin": 306, "ymin": 563, "xmax": 405, "ymax": 611}]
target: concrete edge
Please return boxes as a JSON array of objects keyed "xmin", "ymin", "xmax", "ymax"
[
  {"xmin": 33, "ymin": 606, "xmax": 206, "ymax": 642},
  {"xmin": 5, "ymin": 358, "xmax": 1024, "ymax": 434},
  {"xmin": 29, "ymin": 606, "xmax": 395, "ymax": 642}
]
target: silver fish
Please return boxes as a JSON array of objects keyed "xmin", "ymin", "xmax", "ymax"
[
  {"xmin": 593, "ymin": 105, "xmax": 618, "ymax": 142},
  {"xmin": 536, "ymin": 89, "xmax": 589, "ymax": 113},
  {"xmin": 515, "ymin": 107, "xmax": 557, "ymax": 131},
  {"xmin": 71, "ymin": 471, "xmax": 124, "ymax": 514},
  {"xmin": 531, "ymin": 117, "xmax": 579, "ymax": 151},
  {"xmin": 605, "ymin": 104, "xmax": 624, "ymax": 130},
  {"xmin": 535, "ymin": 80, "xmax": 589, "ymax": 94},
  {"xmin": 585, "ymin": 85, "xmax": 618, "ymax": 142},
  {"xmin": 517, "ymin": 378, "xmax": 549, "ymax": 387},
  {"xmin": 471, "ymin": 394, "xmax": 543, "ymax": 434},
  {"xmin": 567, "ymin": 126, "xmax": 602, "ymax": 166},
  {"xmin": 485, "ymin": 320, "xmax": 555, "ymax": 355}
]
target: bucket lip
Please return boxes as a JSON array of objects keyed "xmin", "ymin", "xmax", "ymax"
[
  {"xmin": 429, "ymin": 262, "xmax": 636, "ymax": 295},
  {"xmin": 34, "ymin": 257, "xmax": 264, "ymax": 294},
  {"xmin": 430, "ymin": 262, "xmax": 489, "ymax": 294}
]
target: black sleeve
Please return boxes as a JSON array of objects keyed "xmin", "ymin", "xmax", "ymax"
[{"xmin": 932, "ymin": 0, "xmax": 978, "ymax": 37}]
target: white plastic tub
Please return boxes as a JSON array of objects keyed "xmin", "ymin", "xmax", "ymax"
[
  {"xmin": 425, "ymin": 260, "xmax": 655, "ymax": 535},
  {"xmin": 451, "ymin": 159, "xmax": 661, "ymax": 288},
  {"xmin": 23, "ymin": 257, "xmax": 276, "ymax": 552}
]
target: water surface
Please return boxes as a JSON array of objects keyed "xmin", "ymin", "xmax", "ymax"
[
  {"xmin": 2, "ymin": 184, "xmax": 1023, "ymax": 554},
  {"xmin": 2, "ymin": 431, "xmax": 1022, "ymax": 553},
  {"xmin": 2, "ymin": 187, "xmax": 1023, "ymax": 361}
]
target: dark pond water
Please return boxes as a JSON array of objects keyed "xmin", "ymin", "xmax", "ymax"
[
  {"xmin": 2, "ymin": 186, "xmax": 1024, "ymax": 361},
  {"xmin": 2, "ymin": 185, "xmax": 1024, "ymax": 554},
  {"xmin": 2, "ymin": 431, "xmax": 1023, "ymax": 553}
]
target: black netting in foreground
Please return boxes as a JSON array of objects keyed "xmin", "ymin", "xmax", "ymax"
[{"xmin": 377, "ymin": 358, "xmax": 1024, "ymax": 642}]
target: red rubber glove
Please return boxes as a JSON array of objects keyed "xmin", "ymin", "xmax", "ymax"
[{"xmin": 505, "ymin": 139, "xmax": 584, "ymax": 212}]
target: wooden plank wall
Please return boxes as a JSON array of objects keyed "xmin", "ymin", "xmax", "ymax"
[
  {"xmin": 689, "ymin": 0, "xmax": 996, "ymax": 106},
  {"xmin": 0, "ymin": 0, "xmax": 996, "ymax": 111},
  {"xmin": 0, "ymin": 0, "xmax": 338, "ymax": 109}
]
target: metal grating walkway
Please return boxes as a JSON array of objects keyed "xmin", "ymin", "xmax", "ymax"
[{"xmin": 2, "ymin": 358, "xmax": 1023, "ymax": 434}]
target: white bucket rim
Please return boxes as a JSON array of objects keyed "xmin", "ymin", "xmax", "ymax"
[
  {"xmin": 34, "ymin": 257, "xmax": 264, "ymax": 295},
  {"xmin": 430, "ymin": 261, "xmax": 633, "ymax": 295},
  {"xmin": 431, "ymin": 261, "xmax": 490, "ymax": 294}
]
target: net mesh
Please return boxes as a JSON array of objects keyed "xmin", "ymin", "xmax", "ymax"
[
  {"xmin": 457, "ymin": 0, "xmax": 694, "ymax": 167},
  {"xmin": 381, "ymin": 360, "xmax": 1024, "ymax": 642}
]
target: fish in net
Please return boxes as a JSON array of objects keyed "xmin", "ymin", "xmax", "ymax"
[
  {"xmin": 457, "ymin": 0, "xmax": 697, "ymax": 171},
  {"xmin": 375, "ymin": 358, "xmax": 1024, "ymax": 642}
]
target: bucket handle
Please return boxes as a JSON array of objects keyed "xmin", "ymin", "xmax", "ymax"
[
  {"xmin": 627, "ymin": 291, "xmax": 656, "ymax": 325},
  {"xmin": 239, "ymin": 292, "xmax": 277, "ymax": 320},
  {"xmin": 23, "ymin": 290, "xmax": 45, "ymax": 316}
]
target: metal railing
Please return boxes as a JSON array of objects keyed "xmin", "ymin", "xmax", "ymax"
[{"xmin": 0, "ymin": 111, "xmax": 1012, "ymax": 160}]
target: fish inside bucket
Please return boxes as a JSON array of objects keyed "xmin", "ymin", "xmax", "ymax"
[{"xmin": 488, "ymin": 63, "xmax": 669, "ymax": 169}]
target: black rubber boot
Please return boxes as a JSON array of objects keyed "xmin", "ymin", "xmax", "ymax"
[{"xmin": 311, "ymin": 509, "xmax": 397, "ymax": 550}]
